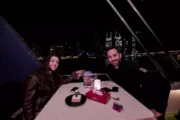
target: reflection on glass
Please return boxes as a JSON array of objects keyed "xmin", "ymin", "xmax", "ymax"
[{"xmin": 83, "ymin": 71, "xmax": 97, "ymax": 88}]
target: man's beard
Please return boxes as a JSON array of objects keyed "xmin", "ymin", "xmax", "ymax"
[{"xmin": 112, "ymin": 60, "xmax": 120, "ymax": 66}]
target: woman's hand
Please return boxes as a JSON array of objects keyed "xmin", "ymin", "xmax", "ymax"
[{"xmin": 74, "ymin": 70, "xmax": 85, "ymax": 80}]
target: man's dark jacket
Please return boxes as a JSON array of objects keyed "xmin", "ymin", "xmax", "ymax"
[{"xmin": 106, "ymin": 60, "xmax": 170, "ymax": 115}]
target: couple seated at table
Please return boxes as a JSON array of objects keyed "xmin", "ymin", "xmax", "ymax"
[{"xmin": 23, "ymin": 47, "xmax": 170, "ymax": 120}]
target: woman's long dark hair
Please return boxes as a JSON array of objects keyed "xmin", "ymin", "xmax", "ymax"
[
  {"xmin": 32, "ymin": 55, "xmax": 61, "ymax": 84},
  {"xmin": 38, "ymin": 54, "xmax": 58, "ymax": 72}
]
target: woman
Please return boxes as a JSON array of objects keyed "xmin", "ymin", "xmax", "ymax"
[{"xmin": 23, "ymin": 55, "xmax": 83, "ymax": 120}]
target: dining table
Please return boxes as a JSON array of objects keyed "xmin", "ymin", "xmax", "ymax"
[{"xmin": 35, "ymin": 81, "xmax": 156, "ymax": 120}]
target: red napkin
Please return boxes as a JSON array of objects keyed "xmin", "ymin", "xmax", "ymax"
[{"xmin": 85, "ymin": 90, "xmax": 110, "ymax": 104}]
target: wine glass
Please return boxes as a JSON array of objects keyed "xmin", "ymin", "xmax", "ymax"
[{"xmin": 83, "ymin": 71, "xmax": 94, "ymax": 88}]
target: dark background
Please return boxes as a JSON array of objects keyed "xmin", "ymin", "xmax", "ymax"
[{"xmin": 2, "ymin": 0, "xmax": 180, "ymax": 54}]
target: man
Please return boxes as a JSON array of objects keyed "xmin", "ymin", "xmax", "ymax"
[{"xmin": 106, "ymin": 47, "xmax": 170, "ymax": 120}]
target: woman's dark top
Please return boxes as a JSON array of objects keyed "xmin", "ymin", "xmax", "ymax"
[{"xmin": 23, "ymin": 69, "xmax": 76, "ymax": 120}]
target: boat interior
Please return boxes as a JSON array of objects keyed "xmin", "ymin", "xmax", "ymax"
[{"xmin": 0, "ymin": 2, "xmax": 180, "ymax": 119}]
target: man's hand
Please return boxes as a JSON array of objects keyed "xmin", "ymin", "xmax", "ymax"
[
  {"xmin": 151, "ymin": 109, "xmax": 162, "ymax": 118},
  {"xmin": 75, "ymin": 70, "xmax": 85, "ymax": 80}
]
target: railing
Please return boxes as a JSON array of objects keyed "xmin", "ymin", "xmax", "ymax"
[
  {"xmin": 62, "ymin": 73, "xmax": 112, "ymax": 81},
  {"xmin": 127, "ymin": 0, "xmax": 180, "ymax": 70},
  {"xmin": 105, "ymin": 0, "xmax": 180, "ymax": 83}
]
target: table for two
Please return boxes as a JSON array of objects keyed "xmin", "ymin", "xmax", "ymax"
[{"xmin": 35, "ymin": 81, "xmax": 155, "ymax": 120}]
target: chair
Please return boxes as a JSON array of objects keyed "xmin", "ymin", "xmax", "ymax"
[{"xmin": 175, "ymin": 109, "xmax": 180, "ymax": 120}]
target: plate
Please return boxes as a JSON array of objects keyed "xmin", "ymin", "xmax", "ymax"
[{"xmin": 65, "ymin": 94, "xmax": 86, "ymax": 106}]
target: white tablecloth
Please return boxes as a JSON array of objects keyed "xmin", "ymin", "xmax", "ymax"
[{"xmin": 35, "ymin": 81, "xmax": 155, "ymax": 120}]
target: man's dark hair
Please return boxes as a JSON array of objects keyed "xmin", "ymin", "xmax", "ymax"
[
  {"xmin": 105, "ymin": 47, "xmax": 124, "ymax": 60},
  {"xmin": 106, "ymin": 47, "xmax": 121, "ymax": 53}
]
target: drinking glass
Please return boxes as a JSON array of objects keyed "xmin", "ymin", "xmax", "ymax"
[{"xmin": 83, "ymin": 71, "xmax": 96, "ymax": 88}]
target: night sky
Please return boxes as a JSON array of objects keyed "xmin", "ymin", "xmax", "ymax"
[{"xmin": 2, "ymin": 0, "xmax": 180, "ymax": 51}]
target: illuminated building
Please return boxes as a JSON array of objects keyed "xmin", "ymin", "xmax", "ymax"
[
  {"xmin": 132, "ymin": 36, "xmax": 136, "ymax": 58},
  {"xmin": 94, "ymin": 31, "xmax": 103, "ymax": 55},
  {"xmin": 105, "ymin": 31, "xmax": 112, "ymax": 48},
  {"xmin": 124, "ymin": 39, "xmax": 128, "ymax": 55},
  {"xmin": 49, "ymin": 45, "xmax": 64, "ymax": 57},
  {"xmin": 114, "ymin": 31, "xmax": 123, "ymax": 52}
]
